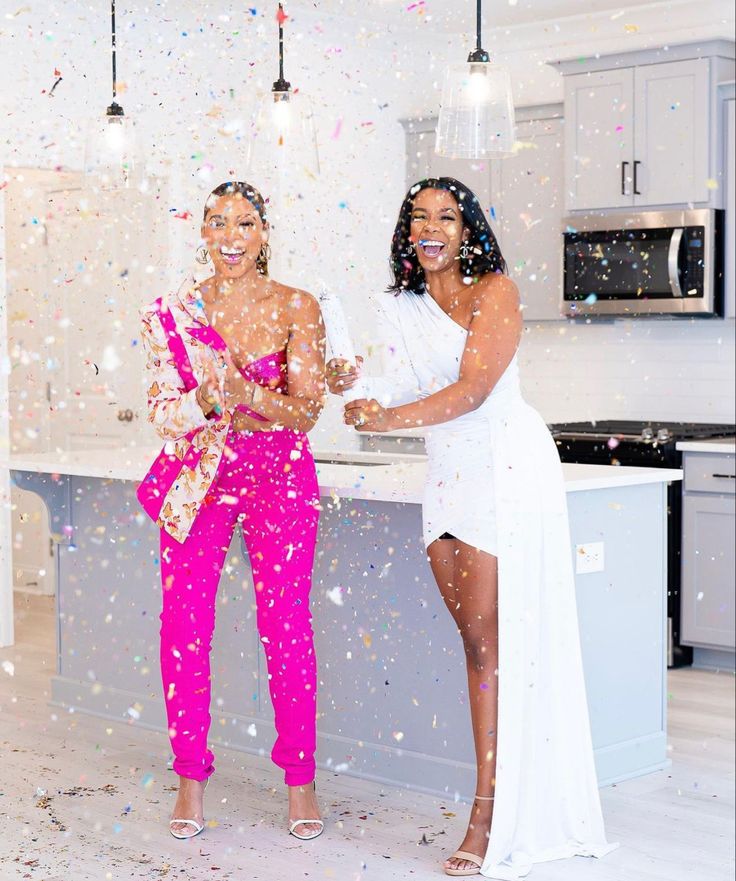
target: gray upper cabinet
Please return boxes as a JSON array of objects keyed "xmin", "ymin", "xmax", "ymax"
[
  {"xmin": 564, "ymin": 68, "xmax": 634, "ymax": 211},
  {"xmin": 403, "ymin": 109, "xmax": 565, "ymax": 321},
  {"xmin": 405, "ymin": 126, "xmax": 491, "ymax": 208},
  {"xmin": 681, "ymin": 451, "xmax": 736, "ymax": 652},
  {"xmin": 557, "ymin": 41, "xmax": 735, "ymax": 212},
  {"xmin": 633, "ymin": 59, "xmax": 710, "ymax": 207},
  {"xmin": 564, "ymin": 60, "xmax": 709, "ymax": 210}
]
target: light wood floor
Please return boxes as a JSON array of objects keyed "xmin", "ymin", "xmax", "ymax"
[{"xmin": 0, "ymin": 593, "xmax": 733, "ymax": 881}]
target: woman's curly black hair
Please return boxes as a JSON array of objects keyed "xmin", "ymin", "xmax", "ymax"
[{"xmin": 387, "ymin": 177, "xmax": 507, "ymax": 294}]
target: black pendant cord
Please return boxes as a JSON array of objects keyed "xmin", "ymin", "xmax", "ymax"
[
  {"xmin": 468, "ymin": 0, "xmax": 489, "ymax": 63},
  {"xmin": 111, "ymin": 0, "xmax": 117, "ymax": 99},
  {"xmin": 107, "ymin": 0, "xmax": 124, "ymax": 115},
  {"xmin": 273, "ymin": 3, "xmax": 291, "ymax": 93}
]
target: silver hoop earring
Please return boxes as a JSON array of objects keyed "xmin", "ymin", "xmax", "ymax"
[
  {"xmin": 195, "ymin": 245, "xmax": 211, "ymax": 265},
  {"xmin": 407, "ymin": 241, "xmax": 416, "ymax": 254}
]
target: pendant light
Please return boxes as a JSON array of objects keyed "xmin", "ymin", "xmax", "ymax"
[
  {"xmin": 246, "ymin": 4, "xmax": 319, "ymax": 176},
  {"xmin": 84, "ymin": 0, "xmax": 137, "ymax": 188},
  {"xmin": 435, "ymin": 0, "xmax": 515, "ymax": 158}
]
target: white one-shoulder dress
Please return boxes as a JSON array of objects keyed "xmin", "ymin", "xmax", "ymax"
[{"xmin": 362, "ymin": 288, "xmax": 617, "ymax": 880}]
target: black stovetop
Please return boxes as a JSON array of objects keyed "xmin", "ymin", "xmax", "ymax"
[{"xmin": 548, "ymin": 421, "xmax": 735, "ymax": 443}]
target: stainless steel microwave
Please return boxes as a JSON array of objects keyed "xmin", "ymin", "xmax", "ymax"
[{"xmin": 561, "ymin": 209, "xmax": 724, "ymax": 317}]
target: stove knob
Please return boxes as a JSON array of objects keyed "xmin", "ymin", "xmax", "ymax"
[
  {"xmin": 657, "ymin": 428, "xmax": 671, "ymax": 443},
  {"xmin": 641, "ymin": 427, "xmax": 654, "ymax": 441}
]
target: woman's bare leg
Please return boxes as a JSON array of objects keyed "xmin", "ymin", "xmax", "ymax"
[
  {"xmin": 428, "ymin": 538, "xmax": 499, "ymax": 874},
  {"xmin": 171, "ymin": 777, "xmax": 207, "ymax": 834}
]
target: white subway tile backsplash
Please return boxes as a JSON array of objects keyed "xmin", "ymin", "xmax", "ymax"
[{"xmin": 519, "ymin": 319, "xmax": 736, "ymax": 425}]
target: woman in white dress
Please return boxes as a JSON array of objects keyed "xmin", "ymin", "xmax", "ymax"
[{"xmin": 327, "ymin": 178, "xmax": 616, "ymax": 878}]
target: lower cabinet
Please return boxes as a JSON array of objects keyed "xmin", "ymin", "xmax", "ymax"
[{"xmin": 681, "ymin": 451, "xmax": 736, "ymax": 650}]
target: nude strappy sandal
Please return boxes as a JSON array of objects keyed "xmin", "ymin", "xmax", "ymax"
[
  {"xmin": 288, "ymin": 781, "xmax": 324, "ymax": 841},
  {"xmin": 444, "ymin": 795, "xmax": 494, "ymax": 877},
  {"xmin": 169, "ymin": 778, "xmax": 209, "ymax": 840}
]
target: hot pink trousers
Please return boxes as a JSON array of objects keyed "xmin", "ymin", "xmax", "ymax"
[{"xmin": 159, "ymin": 428, "xmax": 320, "ymax": 785}]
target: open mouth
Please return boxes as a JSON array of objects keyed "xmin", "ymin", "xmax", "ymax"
[
  {"xmin": 418, "ymin": 239, "xmax": 446, "ymax": 258},
  {"xmin": 220, "ymin": 246, "xmax": 246, "ymax": 265}
]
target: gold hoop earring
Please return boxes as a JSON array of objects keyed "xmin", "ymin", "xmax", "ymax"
[
  {"xmin": 257, "ymin": 242, "xmax": 271, "ymax": 275},
  {"xmin": 195, "ymin": 245, "xmax": 211, "ymax": 265}
]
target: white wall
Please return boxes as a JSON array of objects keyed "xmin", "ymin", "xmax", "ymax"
[{"xmin": 0, "ymin": 161, "xmax": 14, "ymax": 643}]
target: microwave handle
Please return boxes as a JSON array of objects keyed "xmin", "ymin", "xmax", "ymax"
[{"xmin": 668, "ymin": 228, "xmax": 685, "ymax": 297}]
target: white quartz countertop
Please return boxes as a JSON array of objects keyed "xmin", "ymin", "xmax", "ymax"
[
  {"xmin": 676, "ymin": 437, "xmax": 735, "ymax": 454},
  {"xmin": 3, "ymin": 447, "xmax": 682, "ymax": 504}
]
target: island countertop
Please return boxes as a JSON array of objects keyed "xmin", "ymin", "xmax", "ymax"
[
  {"xmin": 3, "ymin": 447, "xmax": 682, "ymax": 504},
  {"xmin": 676, "ymin": 437, "xmax": 735, "ymax": 454}
]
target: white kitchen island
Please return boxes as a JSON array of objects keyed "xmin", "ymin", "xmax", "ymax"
[{"xmin": 5, "ymin": 447, "xmax": 681, "ymax": 797}]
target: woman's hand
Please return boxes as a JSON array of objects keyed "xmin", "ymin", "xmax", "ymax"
[
  {"xmin": 222, "ymin": 362, "xmax": 248, "ymax": 410},
  {"xmin": 221, "ymin": 351, "xmax": 263, "ymax": 412},
  {"xmin": 343, "ymin": 398, "xmax": 398, "ymax": 433},
  {"xmin": 326, "ymin": 356, "xmax": 363, "ymax": 395},
  {"xmin": 196, "ymin": 357, "xmax": 225, "ymax": 416}
]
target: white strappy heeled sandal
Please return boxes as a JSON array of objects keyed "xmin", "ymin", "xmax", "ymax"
[
  {"xmin": 288, "ymin": 817, "xmax": 325, "ymax": 841},
  {"xmin": 288, "ymin": 781, "xmax": 324, "ymax": 841},
  {"xmin": 169, "ymin": 778, "xmax": 208, "ymax": 840},
  {"xmin": 444, "ymin": 794, "xmax": 494, "ymax": 877},
  {"xmin": 169, "ymin": 818, "xmax": 205, "ymax": 840}
]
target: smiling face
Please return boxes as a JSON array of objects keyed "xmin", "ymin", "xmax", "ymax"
[
  {"xmin": 201, "ymin": 192, "xmax": 268, "ymax": 280},
  {"xmin": 409, "ymin": 188, "xmax": 469, "ymax": 277}
]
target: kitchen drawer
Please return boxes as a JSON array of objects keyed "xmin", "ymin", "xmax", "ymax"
[{"xmin": 684, "ymin": 453, "xmax": 736, "ymax": 494}]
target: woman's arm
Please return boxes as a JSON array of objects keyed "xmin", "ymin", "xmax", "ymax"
[
  {"xmin": 141, "ymin": 308, "xmax": 223, "ymax": 441},
  {"xmin": 227, "ymin": 290, "xmax": 326, "ymax": 432},
  {"xmin": 345, "ymin": 276, "xmax": 522, "ymax": 432}
]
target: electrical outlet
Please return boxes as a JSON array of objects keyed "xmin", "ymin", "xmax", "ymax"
[{"xmin": 575, "ymin": 541, "xmax": 605, "ymax": 574}]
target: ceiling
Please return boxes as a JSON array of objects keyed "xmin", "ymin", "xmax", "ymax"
[{"xmin": 292, "ymin": 0, "xmax": 650, "ymax": 32}]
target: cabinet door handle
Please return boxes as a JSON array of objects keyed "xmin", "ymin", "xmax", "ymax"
[
  {"xmin": 633, "ymin": 160, "xmax": 641, "ymax": 195},
  {"xmin": 712, "ymin": 473, "xmax": 736, "ymax": 479},
  {"xmin": 621, "ymin": 160, "xmax": 629, "ymax": 196}
]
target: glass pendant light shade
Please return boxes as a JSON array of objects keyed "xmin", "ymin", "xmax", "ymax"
[
  {"xmin": 84, "ymin": 108, "xmax": 138, "ymax": 189},
  {"xmin": 246, "ymin": 87, "xmax": 319, "ymax": 177},
  {"xmin": 435, "ymin": 61, "xmax": 516, "ymax": 158}
]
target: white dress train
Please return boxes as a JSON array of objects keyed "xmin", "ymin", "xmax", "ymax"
[{"xmin": 362, "ymin": 289, "xmax": 617, "ymax": 880}]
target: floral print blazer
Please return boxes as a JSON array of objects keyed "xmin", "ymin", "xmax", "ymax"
[{"xmin": 140, "ymin": 275, "xmax": 232, "ymax": 543}]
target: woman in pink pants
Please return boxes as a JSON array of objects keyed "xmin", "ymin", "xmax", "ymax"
[{"xmin": 138, "ymin": 181, "xmax": 326, "ymax": 841}]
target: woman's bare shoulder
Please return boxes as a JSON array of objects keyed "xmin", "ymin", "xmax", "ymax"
[
  {"xmin": 471, "ymin": 272, "xmax": 520, "ymax": 311},
  {"xmin": 271, "ymin": 282, "xmax": 320, "ymax": 317}
]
